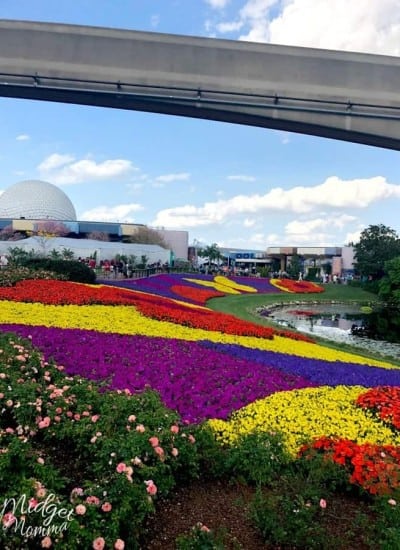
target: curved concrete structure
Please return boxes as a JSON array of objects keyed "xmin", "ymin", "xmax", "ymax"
[{"xmin": 0, "ymin": 20, "xmax": 400, "ymax": 149}]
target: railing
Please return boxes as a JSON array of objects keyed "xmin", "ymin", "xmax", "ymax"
[{"xmin": 96, "ymin": 266, "xmax": 195, "ymax": 280}]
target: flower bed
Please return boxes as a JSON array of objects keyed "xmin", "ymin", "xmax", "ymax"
[
  {"xmin": 102, "ymin": 273, "xmax": 283, "ymax": 303},
  {"xmin": 270, "ymin": 278, "xmax": 324, "ymax": 293},
  {"xmin": 1, "ymin": 273, "xmax": 400, "ymax": 547}
]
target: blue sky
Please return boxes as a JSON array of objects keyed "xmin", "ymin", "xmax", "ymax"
[{"xmin": 1, "ymin": 0, "xmax": 400, "ymax": 250}]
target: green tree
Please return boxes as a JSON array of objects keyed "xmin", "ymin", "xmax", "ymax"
[
  {"xmin": 61, "ymin": 248, "xmax": 75, "ymax": 260},
  {"xmin": 197, "ymin": 243, "xmax": 223, "ymax": 267},
  {"xmin": 287, "ymin": 254, "xmax": 303, "ymax": 279},
  {"xmin": 378, "ymin": 257, "xmax": 400, "ymax": 305},
  {"xmin": 366, "ymin": 256, "xmax": 400, "ymax": 343},
  {"xmin": 137, "ymin": 255, "xmax": 148, "ymax": 269},
  {"xmin": 49, "ymin": 248, "xmax": 62, "ymax": 260},
  {"xmin": 353, "ymin": 224, "xmax": 400, "ymax": 280},
  {"xmin": 7, "ymin": 246, "xmax": 38, "ymax": 266}
]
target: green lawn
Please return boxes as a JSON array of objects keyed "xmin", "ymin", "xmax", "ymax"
[
  {"xmin": 208, "ymin": 283, "xmax": 377, "ymax": 324},
  {"xmin": 208, "ymin": 283, "xmax": 400, "ymax": 366}
]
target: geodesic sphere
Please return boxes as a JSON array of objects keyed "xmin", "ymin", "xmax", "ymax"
[{"xmin": 0, "ymin": 180, "xmax": 77, "ymax": 220}]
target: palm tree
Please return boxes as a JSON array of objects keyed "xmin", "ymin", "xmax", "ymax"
[{"xmin": 197, "ymin": 243, "xmax": 223, "ymax": 271}]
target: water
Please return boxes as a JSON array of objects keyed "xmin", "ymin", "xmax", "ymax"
[{"xmin": 258, "ymin": 302, "xmax": 400, "ymax": 360}]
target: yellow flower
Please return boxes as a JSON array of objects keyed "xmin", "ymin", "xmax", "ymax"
[
  {"xmin": 207, "ymin": 386, "xmax": 400, "ymax": 456},
  {"xmin": 0, "ymin": 301, "xmax": 397, "ymax": 370},
  {"xmin": 213, "ymin": 276, "xmax": 257, "ymax": 293}
]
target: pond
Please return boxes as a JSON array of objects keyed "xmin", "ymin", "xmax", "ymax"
[{"xmin": 257, "ymin": 301, "xmax": 400, "ymax": 360}]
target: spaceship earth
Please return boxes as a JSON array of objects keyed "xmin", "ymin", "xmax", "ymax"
[{"xmin": 0, "ymin": 180, "xmax": 77, "ymax": 221}]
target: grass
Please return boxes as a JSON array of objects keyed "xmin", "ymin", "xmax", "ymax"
[
  {"xmin": 209, "ymin": 283, "xmax": 400, "ymax": 366},
  {"xmin": 208, "ymin": 283, "xmax": 377, "ymax": 322}
]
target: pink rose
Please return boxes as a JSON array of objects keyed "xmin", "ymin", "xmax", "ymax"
[
  {"xmin": 2, "ymin": 512, "xmax": 16, "ymax": 527},
  {"xmin": 136, "ymin": 424, "xmax": 145, "ymax": 433},
  {"xmin": 170, "ymin": 424, "xmax": 179, "ymax": 434},
  {"xmin": 148, "ymin": 436, "xmax": 159, "ymax": 447},
  {"xmin": 114, "ymin": 539, "xmax": 125, "ymax": 550},
  {"xmin": 128, "ymin": 415, "xmax": 136, "ymax": 423},
  {"xmin": 86, "ymin": 496, "xmax": 100, "ymax": 506},
  {"xmin": 101, "ymin": 502, "xmax": 112, "ymax": 512},
  {"xmin": 70, "ymin": 487, "xmax": 84, "ymax": 500},
  {"xmin": 41, "ymin": 536, "xmax": 52, "ymax": 548},
  {"xmin": 38, "ymin": 417, "xmax": 51, "ymax": 429},
  {"xmin": 319, "ymin": 499, "xmax": 327, "ymax": 509},
  {"xmin": 92, "ymin": 537, "xmax": 106, "ymax": 550},
  {"xmin": 171, "ymin": 447, "xmax": 179, "ymax": 457},
  {"xmin": 75, "ymin": 504, "xmax": 86, "ymax": 515},
  {"xmin": 145, "ymin": 480, "xmax": 157, "ymax": 496},
  {"xmin": 116, "ymin": 462, "xmax": 127, "ymax": 473}
]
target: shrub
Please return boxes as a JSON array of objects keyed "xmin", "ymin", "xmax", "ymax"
[
  {"xmin": 251, "ymin": 488, "xmax": 328, "ymax": 549},
  {"xmin": 0, "ymin": 332, "xmax": 200, "ymax": 549},
  {"xmin": 373, "ymin": 495, "xmax": 400, "ymax": 549},
  {"xmin": 175, "ymin": 523, "xmax": 225, "ymax": 549},
  {"xmin": 0, "ymin": 266, "xmax": 67, "ymax": 286},
  {"xmin": 21, "ymin": 258, "xmax": 96, "ymax": 283},
  {"xmin": 223, "ymin": 431, "xmax": 291, "ymax": 485}
]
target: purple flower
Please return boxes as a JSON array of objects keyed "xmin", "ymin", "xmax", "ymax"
[{"xmin": 0, "ymin": 324, "xmax": 313, "ymax": 423}]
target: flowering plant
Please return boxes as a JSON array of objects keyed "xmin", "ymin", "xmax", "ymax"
[
  {"xmin": 270, "ymin": 279, "xmax": 324, "ymax": 293},
  {"xmin": 0, "ymin": 332, "xmax": 200, "ymax": 548}
]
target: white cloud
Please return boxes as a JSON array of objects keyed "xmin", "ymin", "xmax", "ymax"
[
  {"xmin": 16, "ymin": 134, "xmax": 30, "ymax": 141},
  {"xmin": 243, "ymin": 218, "xmax": 256, "ymax": 227},
  {"xmin": 345, "ymin": 227, "xmax": 365, "ymax": 245},
  {"xmin": 151, "ymin": 176, "xmax": 400, "ymax": 228},
  {"xmin": 80, "ymin": 204, "xmax": 144, "ymax": 223},
  {"xmin": 285, "ymin": 214, "xmax": 357, "ymax": 236},
  {"xmin": 150, "ymin": 14, "xmax": 160, "ymax": 28},
  {"xmin": 38, "ymin": 154, "xmax": 135, "ymax": 185},
  {"xmin": 38, "ymin": 154, "xmax": 74, "ymax": 172},
  {"xmin": 234, "ymin": 0, "xmax": 400, "ymax": 55},
  {"xmin": 227, "ymin": 174, "xmax": 256, "ymax": 181},
  {"xmin": 247, "ymin": 232, "xmax": 266, "ymax": 245},
  {"xmin": 283, "ymin": 214, "xmax": 359, "ymax": 245},
  {"xmin": 216, "ymin": 21, "xmax": 243, "ymax": 33},
  {"xmin": 126, "ymin": 182, "xmax": 145, "ymax": 192},
  {"xmin": 268, "ymin": 0, "xmax": 400, "ymax": 55},
  {"xmin": 279, "ymin": 132, "xmax": 291, "ymax": 145},
  {"xmin": 205, "ymin": 0, "xmax": 231, "ymax": 8},
  {"xmin": 155, "ymin": 172, "xmax": 190, "ymax": 183}
]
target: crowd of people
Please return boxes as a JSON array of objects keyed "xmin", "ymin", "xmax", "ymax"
[{"xmin": 79, "ymin": 257, "xmax": 169, "ymax": 279}]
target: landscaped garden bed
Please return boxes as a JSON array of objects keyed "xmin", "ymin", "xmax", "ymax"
[{"xmin": 1, "ymin": 272, "xmax": 400, "ymax": 548}]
